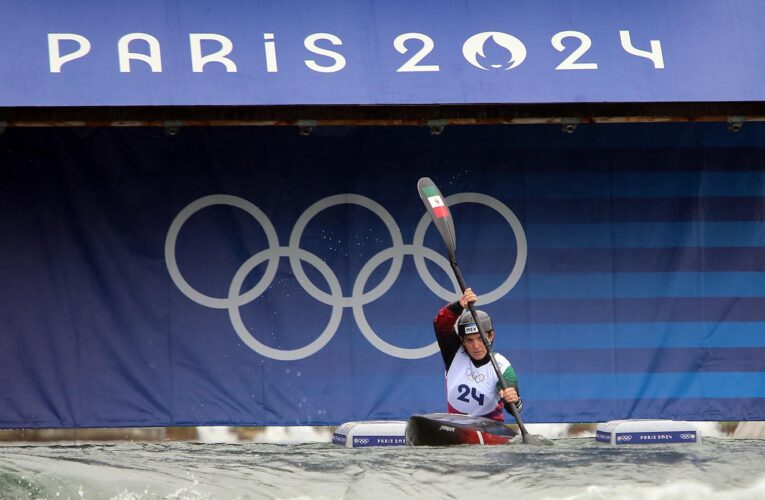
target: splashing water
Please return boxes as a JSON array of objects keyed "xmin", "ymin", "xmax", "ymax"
[{"xmin": 1, "ymin": 437, "xmax": 765, "ymax": 499}]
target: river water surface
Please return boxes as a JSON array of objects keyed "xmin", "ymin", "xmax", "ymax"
[{"xmin": 2, "ymin": 437, "xmax": 765, "ymax": 499}]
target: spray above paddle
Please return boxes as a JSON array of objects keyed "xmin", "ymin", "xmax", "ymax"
[{"xmin": 417, "ymin": 177, "xmax": 541, "ymax": 445}]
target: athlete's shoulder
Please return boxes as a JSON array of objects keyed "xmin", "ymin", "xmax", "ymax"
[
  {"xmin": 434, "ymin": 301, "xmax": 462, "ymax": 330},
  {"xmin": 453, "ymin": 345, "xmax": 469, "ymax": 360},
  {"xmin": 494, "ymin": 352, "xmax": 511, "ymax": 368}
]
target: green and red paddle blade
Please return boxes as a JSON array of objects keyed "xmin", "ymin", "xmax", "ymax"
[{"xmin": 417, "ymin": 177, "xmax": 458, "ymax": 263}]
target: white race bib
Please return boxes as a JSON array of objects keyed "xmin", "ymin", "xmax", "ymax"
[{"xmin": 445, "ymin": 347, "xmax": 510, "ymax": 416}]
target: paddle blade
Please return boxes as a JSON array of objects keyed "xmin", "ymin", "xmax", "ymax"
[
  {"xmin": 504, "ymin": 401, "xmax": 544, "ymax": 446},
  {"xmin": 417, "ymin": 177, "xmax": 457, "ymax": 262},
  {"xmin": 522, "ymin": 433, "xmax": 545, "ymax": 445}
]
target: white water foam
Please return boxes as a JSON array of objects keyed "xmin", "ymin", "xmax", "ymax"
[
  {"xmin": 527, "ymin": 423, "xmax": 577, "ymax": 439},
  {"xmin": 546, "ymin": 475, "xmax": 765, "ymax": 500},
  {"xmin": 2, "ymin": 438, "xmax": 765, "ymax": 500},
  {"xmin": 252, "ymin": 426, "xmax": 333, "ymax": 444},
  {"xmin": 226, "ymin": 422, "xmax": 724, "ymax": 444},
  {"xmin": 195, "ymin": 426, "xmax": 239, "ymax": 443}
]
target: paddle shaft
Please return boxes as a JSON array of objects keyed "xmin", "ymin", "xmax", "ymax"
[{"xmin": 450, "ymin": 257, "xmax": 535, "ymax": 442}]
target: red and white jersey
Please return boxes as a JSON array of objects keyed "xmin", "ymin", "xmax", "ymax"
[{"xmin": 445, "ymin": 347, "xmax": 510, "ymax": 418}]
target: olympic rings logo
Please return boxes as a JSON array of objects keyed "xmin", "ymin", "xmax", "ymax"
[
  {"xmin": 165, "ymin": 193, "xmax": 526, "ymax": 361},
  {"xmin": 467, "ymin": 368, "xmax": 486, "ymax": 383}
]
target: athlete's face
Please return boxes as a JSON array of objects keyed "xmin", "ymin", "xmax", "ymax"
[{"xmin": 462, "ymin": 331, "xmax": 494, "ymax": 360}]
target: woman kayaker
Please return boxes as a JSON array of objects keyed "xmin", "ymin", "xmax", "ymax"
[{"xmin": 433, "ymin": 287, "xmax": 523, "ymax": 422}]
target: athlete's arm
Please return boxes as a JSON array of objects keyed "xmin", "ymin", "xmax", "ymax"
[
  {"xmin": 434, "ymin": 288, "xmax": 479, "ymax": 370},
  {"xmin": 433, "ymin": 301, "xmax": 462, "ymax": 369},
  {"xmin": 496, "ymin": 365, "xmax": 523, "ymax": 413}
]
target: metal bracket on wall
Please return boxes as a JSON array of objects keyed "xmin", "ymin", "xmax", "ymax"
[
  {"xmin": 427, "ymin": 119, "xmax": 448, "ymax": 135},
  {"xmin": 561, "ymin": 117, "xmax": 580, "ymax": 134},
  {"xmin": 164, "ymin": 121, "xmax": 183, "ymax": 136},
  {"xmin": 297, "ymin": 119, "xmax": 317, "ymax": 136},
  {"xmin": 727, "ymin": 116, "xmax": 744, "ymax": 132}
]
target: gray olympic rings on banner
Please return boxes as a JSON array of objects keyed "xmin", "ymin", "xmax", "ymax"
[
  {"xmin": 165, "ymin": 194, "xmax": 281, "ymax": 309},
  {"xmin": 165, "ymin": 192, "xmax": 527, "ymax": 361},
  {"xmin": 413, "ymin": 192, "xmax": 527, "ymax": 305}
]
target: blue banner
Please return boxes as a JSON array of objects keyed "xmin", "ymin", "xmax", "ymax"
[
  {"xmin": 1, "ymin": 0, "xmax": 764, "ymax": 106},
  {"xmin": 1, "ymin": 122, "xmax": 765, "ymax": 427}
]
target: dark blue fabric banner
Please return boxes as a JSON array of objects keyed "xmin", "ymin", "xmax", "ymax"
[
  {"xmin": 1, "ymin": 123, "xmax": 765, "ymax": 427},
  {"xmin": 1, "ymin": 0, "xmax": 764, "ymax": 105}
]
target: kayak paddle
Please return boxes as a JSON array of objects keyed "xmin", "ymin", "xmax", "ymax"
[{"xmin": 417, "ymin": 176, "xmax": 541, "ymax": 445}]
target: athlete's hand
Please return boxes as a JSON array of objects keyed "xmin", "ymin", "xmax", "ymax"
[
  {"xmin": 459, "ymin": 288, "xmax": 478, "ymax": 309},
  {"xmin": 499, "ymin": 387, "xmax": 519, "ymax": 404}
]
